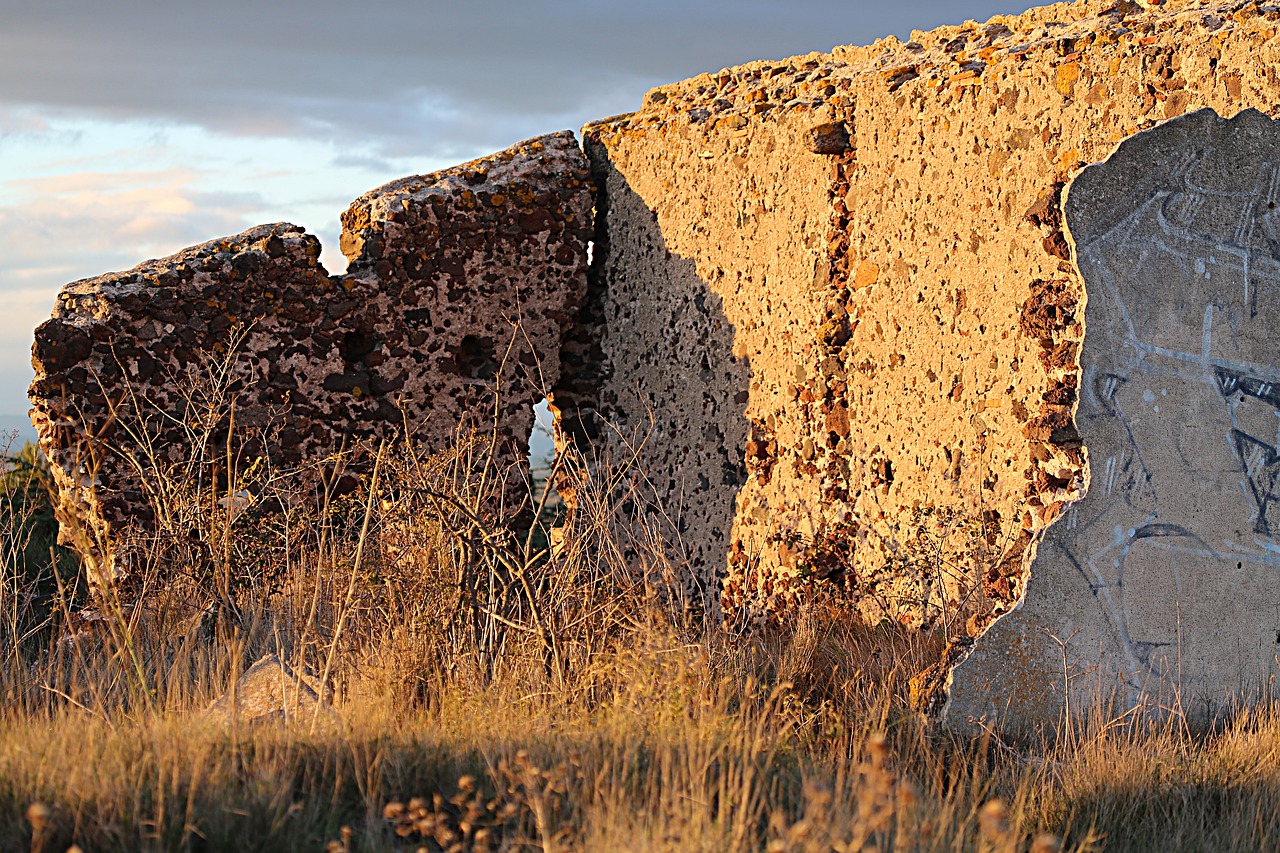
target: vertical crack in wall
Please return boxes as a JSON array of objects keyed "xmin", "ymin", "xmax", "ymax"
[{"xmin": 548, "ymin": 133, "xmax": 615, "ymax": 520}]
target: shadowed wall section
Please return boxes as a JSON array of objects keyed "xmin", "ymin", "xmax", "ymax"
[{"xmin": 552, "ymin": 138, "xmax": 754, "ymax": 616}]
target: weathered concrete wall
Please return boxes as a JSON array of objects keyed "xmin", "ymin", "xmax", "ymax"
[
  {"xmin": 558, "ymin": 0, "xmax": 1280, "ymax": 630},
  {"xmin": 30, "ymin": 133, "xmax": 591, "ymax": 591},
  {"xmin": 947, "ymin": 107, "xmax": 1280, "ymax": 734}
]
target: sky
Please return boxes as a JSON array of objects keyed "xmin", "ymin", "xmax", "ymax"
[{"xmin": 0, "ymin": 0, "xmax": 1031, "ymax": 440}]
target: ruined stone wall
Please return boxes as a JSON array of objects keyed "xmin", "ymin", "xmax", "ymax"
[
  {"xmin": 30, "ymin": 0, "xmax": 1280, "ymax": 725},
  {"xmin": 30, "ymin": 133, "xmax": 591, "ymax": 591},
  {"xmin": 559, "ymin": 0, "xmax": 1280, "ymax": 628}
]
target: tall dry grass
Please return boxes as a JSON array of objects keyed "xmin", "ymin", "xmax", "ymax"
[{"xmin": 2, "ymin": 409, "xmax": 1280, "ymax": 852}]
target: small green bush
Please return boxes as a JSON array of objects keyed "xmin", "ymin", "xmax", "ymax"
[{"xmin": 0, "ymin": 432, "xmax": 79, "ymax": 637}]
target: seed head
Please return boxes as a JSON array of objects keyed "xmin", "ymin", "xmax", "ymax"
[
  {"xmin": 26, "ymin": 803, "xmax": 50, "ymax": 831},
  {"xmin": 1030, "ymin": 833, "xmax": 1063, "ymax": 853},
  {"xmin": 978, "ymin": 798, "xmax": 1010, "ymax": 841}
]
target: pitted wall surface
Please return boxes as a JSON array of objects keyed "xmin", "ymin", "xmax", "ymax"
[
  {"xmin": 30, "ymin": 133, "xmax": 591, "ymax": 591},
  {"xmin": 560, "ymin": 0, "xmax": 1280, "ymax": 630},
  {"xmin": 947, "ymin": 107, "xmax": 1280, "ymax": 734}
]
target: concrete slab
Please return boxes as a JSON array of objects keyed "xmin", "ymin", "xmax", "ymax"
[
  {"xmin": 203, "ymin": 654, "xmax": 336, "ymax": 728},
  {"xmin": 947, "ymin": 108, "xmax": 1280, "ymax": 735}
]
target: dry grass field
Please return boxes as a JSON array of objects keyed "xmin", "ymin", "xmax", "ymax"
[{"xmin": 3, "ymin": 426, "xmax": 1280, "ymax": 853}]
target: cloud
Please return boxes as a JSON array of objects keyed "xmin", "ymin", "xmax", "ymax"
[
  {"xmin": 0, "ymin": 168, "xmax": 265, "ymax": 285},
  {"xmin": 0, "ymin": 107, "xmax": 54, "ymax": 136},
  {"xmin": 332, "ymin": 153, "xmax": 396, "ymax": 173},
  {"xmin": 0, "ymin": 0, "xmax": 1030, "ymax": 157}
]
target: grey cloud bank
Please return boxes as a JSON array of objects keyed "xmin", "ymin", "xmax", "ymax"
[{"xmin": 1, "ymin": 1, "xmax": 1027, "ymax": 155}]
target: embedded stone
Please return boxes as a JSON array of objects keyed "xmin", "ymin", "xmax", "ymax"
[{"xmin": 806, "ymin": 121, "xmax": 851, "ymax": 154}]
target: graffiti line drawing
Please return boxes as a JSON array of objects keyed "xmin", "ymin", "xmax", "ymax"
[
  {"xmin": 944, "ymin": 110, "xmax": 1280, "ymax": 733},
  {"xmin": 1059, "ymin": 110, "xmax": 1280, "ymax": 702}
]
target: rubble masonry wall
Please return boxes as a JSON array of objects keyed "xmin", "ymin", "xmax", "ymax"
[{"xmin": 30, "ymin": 133, "xmax": 591, "ymax": 591}]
